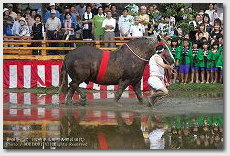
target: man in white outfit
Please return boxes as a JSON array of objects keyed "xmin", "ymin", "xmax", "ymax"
[{"xmin": 147, "ymin": 45, "xmax": 174, "ymax": 106}]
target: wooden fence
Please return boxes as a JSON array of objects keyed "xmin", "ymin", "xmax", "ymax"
[{"xmin": 3, "ymin": 35, "xmax": 134, "ymax": 60}]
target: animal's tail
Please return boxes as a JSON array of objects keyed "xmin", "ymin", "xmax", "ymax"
[{"xmin": 59, "ymin": 58, "xmax": 68, "ymax": 95}]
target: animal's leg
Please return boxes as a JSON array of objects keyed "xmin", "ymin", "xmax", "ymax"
[
  {"xmin": 65, "ymin": 82, "xmax": 76, "ymax": 105},
  {"xmin": 132, "ymin": 81, "xmax": 144, "ymax": 104},
  {"xmin": 75, "ymin": 85, "xmax": 87, "ymax": 106},
  {"xmin": 115, "ymin": 80, "xmax": 130, "ymax": 103}
]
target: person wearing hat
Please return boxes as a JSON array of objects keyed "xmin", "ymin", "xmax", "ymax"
[
  {"xmin": 44, "ymin": 3, "xmax": 60, "ymax": 22},
  {"xmin": 45, "ymin": 9, "xmax": 61, "ymax": 55},
  {"xmin": 7, "ymin": 3, "xmax": 17, "ymax": 21},
  {"xmin": 18, "ymin": 17, "xmax": 30, "ymax": 36},
  {"xmin": 147, "ymin": 45, "xmax": 174, "ymax": 106}
]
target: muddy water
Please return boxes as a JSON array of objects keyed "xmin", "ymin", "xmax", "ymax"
[{"xmin": 3, "ymin": 91, "xmax": 224, "ymax": 149}]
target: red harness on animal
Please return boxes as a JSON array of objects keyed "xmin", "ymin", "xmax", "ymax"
[{"xmin": 97, "ymin": 51, "xmax": 111, "ymax": 83}]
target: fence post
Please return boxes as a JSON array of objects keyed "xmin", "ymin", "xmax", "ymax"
[
  {"xmin": 41, "ymin": 41, "xmax": 47, "ymax": 55},
  {"xmin": 95, "ymin": 41, "xmax": 101, "ymax": 49}
]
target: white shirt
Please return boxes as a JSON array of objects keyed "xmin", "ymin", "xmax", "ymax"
[
  {"xmin": 118, "ymin": 15, "xmax": 134, "ymax": 34},
  {"xmin": 149, "ymin": 54, "xmax": 165, "ymax": 78},
  {"xmin": 149, "ymin": 129, "xmax": 165, "ymax": 149},
  {"xmin": 130, "ymin": 23, "xmax": 145, "ymax": 37},
  {"xmin": 12, "ymin": 21, "xmax": 20, "ymax": 35},
  {"xmin": 102, "ymin": 18, "xmax": 116, "ymax": 32},
  {"xmin": 205, "ymin": 9, "xmax": 215, "ymax": 22},
  {"xmin": 45, "ymin": 17, "xmax": 61, "ymax": 31}
]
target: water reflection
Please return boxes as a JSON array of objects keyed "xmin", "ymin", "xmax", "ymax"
[
  {"xmin": 3, "ymin": 107, "xmax": 223, "ymax": 149},
  {"xmin": 3, "ymin": 92, "xmax": 224, "ymax": 105}
]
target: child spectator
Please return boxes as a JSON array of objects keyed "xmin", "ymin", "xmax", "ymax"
[
  {"xmin": 102, "ymin": 10, "xmax": 116, "ymax": 47},
  {"xmin": 211, "ymin": 42, "xmax": 221, "ymax": 83},
  {"xmin": 190, "ymin": 41, "xmax": 200, "ymax": 83},
  {"xmin": 177, "ymin": 39, "xmax": 192, "ymax": 83},
  {"xmin": 197, "ymin": 42, "xmax": 212, "ymax": 83},
  {"xmin": 118, "ymin": 8, "xmax": 134, "ymax": 37},
  {"xmin": 82, "ymin": 5, "xmax": 93, "ymax": 40},
  {"xmin": 169, "ymin": 38, "xmax": 180, "ymax": 83},
  {"xmin": 129, "ymin": 16, "xmax": 145, "ymax": 37},
  {"xmin": 18, "ymin": 17, "xmax": 30, "ymax": 36},
  {"xmin": 92, "ymin": 7, "xmax": 106, "ymax": 40}
]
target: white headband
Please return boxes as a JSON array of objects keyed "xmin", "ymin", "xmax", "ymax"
[{"xmin": 156, "ymin": 49, "xmax": 164, "ymax": 53}]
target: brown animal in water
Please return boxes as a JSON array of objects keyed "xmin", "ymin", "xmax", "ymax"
[{"xmin": 59, "ymin": 36, "xmax": 175, "ymax": 105}]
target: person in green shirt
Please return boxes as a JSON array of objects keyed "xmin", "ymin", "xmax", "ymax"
[
  {"xmin": 190, "ymin": 41, "xmax": 200, "ymax": 83},
  {"xmin": 211, "ymin": 42, "xmax": 221, "ymax": 83},
  {"xmin": 176, "ymin": 39, "xmax": 192, "ymax": 84},
  {"xmin": 216, "ymin": 47, "xmax": 223, "ymax": 83},
  {"xmin": 168, "ymin": 38, "xmax": 180, "ymax": 83},
  {"xmin": 92, "ymin": 7, "xmax": 106, "ymax": 40},
  {"xmin": 197, "ymin": 42, "xmax": 212, "ymax": 83}
]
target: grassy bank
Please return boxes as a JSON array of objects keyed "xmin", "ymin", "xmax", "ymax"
[{"xmin": 169, "ymin": 83, "xmax": 224, "ymax": 93}]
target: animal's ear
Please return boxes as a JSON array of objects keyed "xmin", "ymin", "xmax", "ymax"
[{"xmin": 157, "ymin": 35, "xmax": 161, "ymax": 42}]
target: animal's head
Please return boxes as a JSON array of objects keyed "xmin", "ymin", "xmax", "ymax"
[{"xmin": 126, "ymin": 36, "xmax": 175, "ymax": 64}]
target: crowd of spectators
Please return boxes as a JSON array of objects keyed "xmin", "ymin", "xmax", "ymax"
[{"xmin": 3, "ymin": 3, "xmax": 224, "ymax": 83}]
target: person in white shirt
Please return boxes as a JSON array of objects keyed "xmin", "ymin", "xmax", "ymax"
[
  {"xmin": 118, "ymin": 8, "xmax": 134, "ymax": 37},
  {"xmin": 129, "ymin": 16, "xmax": 145, "ymax": 37},
  {"xmin": 205, "ymin": 3, "xmax": 215, "ymax": 24},
  {"xmin": 147, "ymin": 45, "xmax": 174, "ymax": 106},
  {"xmin": 102, "ymin": 10, "xmax": 116, "ymax": 47},
  {"xmin": 12, "ymin": 12, "xmax": 22, "ymax": 35},
  {"xmin": 45, "ymin": 10, "xmax": 61, "ymax": 54}
]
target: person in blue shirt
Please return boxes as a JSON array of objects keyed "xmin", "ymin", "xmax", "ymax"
[
  {"xmin": 60, "ymin": 6, "xmax": 77, "ymax": 26},
  {"xmin": 44, "ymin": 3, "xmax": 60, "ymax": 22}
]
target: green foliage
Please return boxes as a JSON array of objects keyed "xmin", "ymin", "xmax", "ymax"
[{"xmin": 159, "ymin": 3, "xmax": 198, "ymax": 34}]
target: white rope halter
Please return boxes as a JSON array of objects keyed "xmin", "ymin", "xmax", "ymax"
[{"xmin": 125, "ymin": 43, "xmax": 149, "ymax": 62}]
